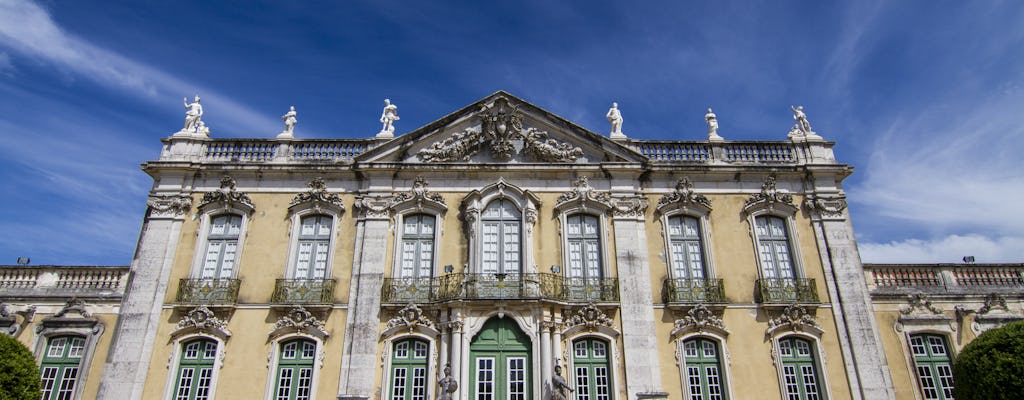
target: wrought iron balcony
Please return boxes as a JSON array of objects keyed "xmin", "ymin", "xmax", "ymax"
[
  {"xmin": 756, "ymin": 278, "xmax": 819, "ymax": 304},
  {"xmin": 176, "ymin": 278, "xmax": 241, "ymax": 305},
  {"xmin": 271, "ymin": 279, "xmax": 335, "ymax": 304},
  {"xmin": 662, "ymin": 278, "xmax": 726, "ymax": 304},
  {"xmin": 381, "ymin": 273, "xmax": 619, "ymax": 303}
]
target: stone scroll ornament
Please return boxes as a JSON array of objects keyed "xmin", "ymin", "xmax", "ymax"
[
  {"xmin": 418, "ymin": 97, "xmax": 583, "ymax": 162},
  {"xmin": 291, "ymin": 177, "xmax": 344, "ymax": 210},
  {"xmin": 385, "ymin": 303, "xmax": 435, "ymax": 332},
  {"xmin": 200, "ymin": 176, "xmax": 254, "ymax": 210}
]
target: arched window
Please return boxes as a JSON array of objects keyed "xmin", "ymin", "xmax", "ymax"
[
  {"xmin": 293, "ymin": 215, "xmax": 333, "ymax": 279},
  {"xmin": 668, "ymin": 216, "xmax": 706, "ymax": 280},
  {"xmin": 172, "ymin": 338, "xmax": 219, "ymax": 400},
  {"xmin": 39, "ymin": 335, "xmax": 86, "ymax": 400},
  {"xmin": 909, "ymin": 334, "xmax": 954, "ymax": 400},
  {"xmin": 273, "ymin": 339, "xmax": 317, "ymax": 400},
  {"xmin": 681, "ymin": 337, "xmax": 726, "ymax": 400},
  {"xmin": 566, "ymin": 214, "xmax": 602, "ymax": 280},
  {"xmin": 755, "ymin": 216, "xmax": 795, "ymax": 280},
  {"xmin": 573, "ymin": 338, "xmax": 612, "ymax": 400},
  {"xmin": 200, "ymin": 214, "xmax": 242, "ymax": 279},
  {"xmin": 481, "ymin": 200, "xmax": 521, "ymax": 274},
  {"xmin": 778, "ymin": 337, "xmax": 822, "ymax": 400},
  {"xmin": 389, "ymin": 338, "xmax": 430, "ymax": 400},
  {"xmin": 399, "ymin": 214, "xmax": 436, "ymax": 278}
]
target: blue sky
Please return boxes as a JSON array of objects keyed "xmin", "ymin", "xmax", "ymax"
[{"xmin": 1, "ymin": 0, "xmax": 1022, "ymax": 265}]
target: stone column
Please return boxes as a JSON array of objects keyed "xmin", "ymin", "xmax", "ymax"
[
  {"xmin": 610, "ymin": 195, "xmax": 666, "ymax": 399},
  {"xmin": 97, "ymin": 194, "xmax": 191, "ymax": 400},
  {"xmin": 448, "ymin": 313, "xmax": 464, "ymax": 399},
  {"xmin": 337, "ymin": 198, "xmax": 391, "ymax": 400},
  {"xmin": 807, "ymin": 195, "xmax": 895, "ymax": 400},
  {"xmin": 439, "ymin": 312, "xmax": 450, "ymax": 373},
  {"xmin": 541, "ymin": 321, "xmax": 553, "ymax": 395}
]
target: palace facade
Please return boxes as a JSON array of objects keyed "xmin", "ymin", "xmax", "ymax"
[{"xmin": 2, "ymin": 91, "xmax": 1022, "ymax": 400}]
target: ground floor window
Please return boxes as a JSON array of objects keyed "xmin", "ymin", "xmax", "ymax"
[
  {"xmin": 778, "ymin": 337, "xmax": 822, "ymax": 400},
  {"xmin": 172, "ymin": 338, "xmax": 218, "ymax": 400},
  {"xmin": 470, "ymin": 317, "xmax": 532, "ymax": 400},
  {"xmin": 573, "ymin": 338, "xmax": 612, "ymax": 400},
  {"xmin": 40, "ymin": 335, "xmax": 85, "ymax": 400},
  {"xmin": 910, "ymin": 334, "xmax": 954, "ymax": 400},
  {"xmin": 390, "ymin": 338, "xmax": 429, "ymax": 400},
  {"xmin": 682, "ymin": 337, "xmax": 725, "ymax": 400},
  {"xmin": 274, "ymin": 339, "xmax": 317, "ymax": 400}
]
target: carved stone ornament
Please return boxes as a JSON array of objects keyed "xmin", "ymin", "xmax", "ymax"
[
  {"xmin": 354, "ymin": 194, "xmax": 394, "ymax": 219},
  {"xmin": 0, "ymin": 303, "xmax": 15, "ymax": 335},
  {"xmin": 199, "ymin": 176, "xmax": 254, "ymax": 211},
  {"xmin": 671, "ymin": 304, "xmax": 726, "ymax": 338},
  {"xmin": 418, "ymin": 97, "xmax": 583, "ymax": 163},
  {"xmin": 744, "ymin": 176, "xmax": 794, "ymax": 210},
  {"xmin": 978, "ymin": 293, "xmax": 1009, "ymax": 315},
  {"xmin": 563, "ymin": 304, "xmax": 614, "ymax": 332},
  {"xmin": 610, "ymin": 195, "xmax": 649, "ymax": 218},
  {"xmin": 391, "ymin": 177, "xmax": 447, "ymax": 210},
  {"xmin": 55, "ymin": 298, "xmax": 92, "ymax": 318},
  {"xmin": 555, "ymin": 176, "xmax": 613, "ymax": 210},
  {"xmin": 385, "ymin": 304, "xmax": 435, "ymax": 333},
  {"xmin": 173, "ymin": 306, "xmax": 231, "ymax": 340},
  {"xmin": 270, "ymin": 306, "xmax": 329, "ymax": 340},
  {"xmin": 657, "ymin": 177, "xmax": 712, "ymax": 214},
  {"xmin": 899, "ymin": 293, "xmax": 943, "ymax": 316},
  {"xmin": 147, "ymin": 194, "xmax": 193, "ymax": 218},
  {"xmin": 0, "ymin": 302, "xmax": 12, "ymax": 319},
  {"xmin": 767, "ymin": 304, "xmax": 820, "ymax": 333},
  {"xmin": 803, "ymin": 195, "xmax": 848, "ymax": 220},
  {"xmin": 290, "ymin": 177, "xmax": 345, "ymax": 211}
]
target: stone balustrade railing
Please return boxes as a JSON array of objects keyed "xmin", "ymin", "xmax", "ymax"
[
  {"xmin": 0, "ymin": 266, "xmax": 130, "ymax": 299},
  {"xmin": 864, "ymin": 263, "xmax": 1024, "ymax": 295},
  {"xmin": 159, "ymin": 137, "xmax": 834, "ymax": 165}
]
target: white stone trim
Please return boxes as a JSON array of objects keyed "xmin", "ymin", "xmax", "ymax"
[
  {"xmin": 461, "ymin": 179, "xmax": 541, "ymax": 274},
  {"xmin": 657, "ymin": 207, "xmax": 717, "ymax": 281},
  {"xmin": 746, "ymin": 208, "xmax": 808, "ymax": 280},
  {"xmin": 33, "ymin": 313, "xmax": 105, "ymax": 400}
]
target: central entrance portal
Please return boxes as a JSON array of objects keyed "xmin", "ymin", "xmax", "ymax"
[{"xmin": 470, "ymin": 317, "xmax": 532, "ymax": 400}]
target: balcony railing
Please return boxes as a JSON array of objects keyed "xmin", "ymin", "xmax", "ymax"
[
  {"xmin": 176, "ymin": 278, "xmax": 241, "ymax": 305},
  {"xmin": 756, "ymin": 278, "xmax": 819, "ymax": 304},
  {"xmin": 382, "ymin": 274, "xmax": 619, "ymax": 303},
  {"xmin": 0, "ymin": 266, "xmax": 130, "ymax": 299},
  {"xmin": 865, "ymin": 263, "xmax": 1024, "ymax": 295},
  {"xmin": 271, "ymin": 279, "xmax": 335, "ymax": 304},
  {"xmin": 662, "ymin": 278, "xmax": 726, "ymax": 304}
]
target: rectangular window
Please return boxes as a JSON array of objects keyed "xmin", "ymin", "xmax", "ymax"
[
  {"xmin": 40, "ymin": 336, "xmax": 86, "ymax": 400},
  {"xmin": 476, "ymin": 358, "xmax": 495, "ymax": 400},
  {"xmin": 910, "ymin": 334, "xmax": 955, "ymax": 400}
]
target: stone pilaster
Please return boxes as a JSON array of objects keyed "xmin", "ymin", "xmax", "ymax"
[
  {"xmin": 610, "ymin": 197, "xmax": 665, "ymax": 399},
  {"xmin": 97, "ymin": 194, "xmax": 190, "ymax": 400},
  {"xmin": 337, "ymin": 212, "xmax": 389, "ymax": 400}
]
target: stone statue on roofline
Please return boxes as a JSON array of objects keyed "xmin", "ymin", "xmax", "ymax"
[
  {"xmin": 789, "ymin": 105, "xmax": 823, "ymax": 141},
  {"xmin": 377, "ymin": 98, "xmax": 400, "ymax": 138},
  {"xmin": 706, "ymin": 108, "xmax": 723, "ymax": 142},
  {"xmin": 179, "ymin": 95, "xmax": 209, "ymax": 136},
  {"xmin": 606, "ymin": 102, "xmax": 625, "ymax": 139},
  {"xmin": 278, "ymin": 106, "xmax": 297, "ymax": 138}
]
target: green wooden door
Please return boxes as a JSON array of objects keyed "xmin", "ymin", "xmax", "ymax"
[{"xmin": 470, "ymin": 317, "xmax": 532, "ymax": 400}]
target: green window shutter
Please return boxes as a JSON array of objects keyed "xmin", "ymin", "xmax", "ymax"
[
  {"xmin": 172, "ymin": 338, "xmax": 218, "ymax": 400},
  {"xmin": 40, "ymin": 335, "xmax": 86, "ymax": 400},
  {"xmin": 682, "ymin": 337, "xmax": 726, "ymax": 400},
  {"xmin": 573, "ymin": 338, "xmax": 613, "ymax": 400},
  {"xmin": 274, "ymin": 339, "xmax": 317, "ymax": 400},
  {"xmin": 910, "ymin": 334, "xmax": 955, "ymax": 400},
  {"xmin": 389, "ymin": 338, "xmax": 429, "ymax": 400},
  {"xmin": 778, "ymin": 337, "xmax": 822, "ymax": 400}
]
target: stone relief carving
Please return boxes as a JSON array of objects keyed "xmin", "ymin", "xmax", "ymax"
[
  {"xmin": 270, "ymin": 306, "xmax": 329, "ymax": 340},
  {"xmin": 671, "ymin": 304, "xmax": 726, "ymax": 337},
  {"xmin": 199, "ymin": 176, "xmax": 254, "ymax": 211},
  {"xmin": 418, "ymin": 97, "xmax": 583, "ymax": 163},
  {"xmin": 173, "ymin": 306, "xmax": 231, "ymax": 340},
  {"xmin": 900, "ymin": 293, "xmax": 944, "ymax": 316},
  {"xmin": 767, "ymin": 304, "xmax": 820, "ymax": 334},
  {"xmin": 385, "ymin": 304, "xmax": 435, "ymax": 333},
  {"xmin": 147, "ymin": 194, "xmax": 193, "ymax": 218},
  {"xmin": 291, "ymin": 177, "xmax": 345, "ymax": 210},
  {"xmin": 354, "ymin": 177, "xmax": 447, "ymax": 219},
  {"xmin": 563, "ymin": 304, "xmax": 614, "ymax": 332},
  {"xmin": 354, "ymin": 195, "xmax": 394, "ymax": 219},
  {"xmin": 657, "ymin": 177, "xmax": 712, "ymax": 213},
  {"xmin": 391, "ymin": 177, "xmax": 446, "ymax": 210},
  {"xmin": 978, "ymin": 293, "xmax": 1009, "ymax": 315},
  {"xmin": 804, "ymin": 195, "xmax": 848, "ymax": 219},
  {"xmin": 555, "ymin": 176, "xmax": 612, "ymax": 210},
  {"xmin": 55, "ymin": 298, "xmax": 92, "ymax": 318},
  {"xmin": 610, "ymin": 195, "xmax": 649, "ymax": 218},
  {"xmin": 0, "ymin": 302, "xmax": 15, "ymax": 335},
  {"xmin": 744, "ymin": 175, "xmax": 793, "ymax": 210}
]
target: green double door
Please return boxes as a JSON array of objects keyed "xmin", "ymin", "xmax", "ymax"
[{"xmin": 470, "ymin": 317, "xmax": 532, "ymax": 400}]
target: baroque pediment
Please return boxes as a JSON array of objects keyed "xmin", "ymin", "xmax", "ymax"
[{"xmin": 355, "ymin": 91, "xmax": 646, "ymax": 164}]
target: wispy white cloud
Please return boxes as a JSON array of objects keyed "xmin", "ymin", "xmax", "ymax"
[
  {"xmin": 859, "ymin": 234, "xmax": 1024, "ymax": 264},
  {"xmin": 0, "ymin": 51, "xmax": 13, "ymax": 75},
  {"xmin": 0, "ymin": 0, "xmax": 276, "ymax": 134}
]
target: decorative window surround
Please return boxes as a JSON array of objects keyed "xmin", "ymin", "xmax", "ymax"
[
  {"xmin": 671, "ymin": 304, "xmax": 728, "ymax": 340},
  {"xmin": 554, "ymin": 177, "xmax": 613, "ymax": 284},
  {"xmin": 267, "ymin": 338, "xmax": 321, "ymax": 400},
  {"xmin": 772, "ymin": 335, "xmax": 830, "ymax": 400},
  {"xmin": 170, "ymin": 306, "xmax": 232, "ymax": 343},
  {"xmin": 33, "ymin": 298, "xmax": 104, "ymax": 400},
  {"xmin": 390, "ymin": 177, "xmax": 448, "ymax": 281},
  {"xmin": 461, "ymin": 179, "xmax": 541, "ymax": 274},
  {"xmin": 970, "ymin": 294, "xmax": 1023, "ymax": 334},
  {"xmin": 381, "ymin": 303, "xmax": 439, "ymax": 338},
  {"xmin": 766, "ymin": 305, "xmax": 824, "ymax": 339},
  {"xmin": 561, "ymin": 304, "xmax": 618, "ymax": 338},
  {"xmin": 657, "ymin": 177, "xmax": 716, "ymax": 284},
  {"xmin": 197, "ymin": 176, "xmax": 254, "ymax": 215},
  {"xmin": 674, "ymin": 336, "xmax": 733, "ymax": 400},
  {"xmin": 190, "ymin": 176, "xmax": 254, "ymax": 280},
  {"xmin": 744, "ymin": 176, "xmax": 809, "ymax": 292},
  {"xmin": 285, "ymin": 178, "xmax": 345, "ymax": 282},
  {"xmin": 269, "ymin": 306, "xmax": 330, "ymax": 342},
  {"xmin": 163, "ymin": 337, "xmax": 225, "ymax": 400}
]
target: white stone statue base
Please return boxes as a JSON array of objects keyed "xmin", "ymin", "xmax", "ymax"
[
  {"xmin": 609, "ymin": 132, "xmax": 627, "ymax": 140},
  {"xmin": 708, "ymin": 133, "xmax": 724, "ymax": 142},
  {"xmin": 276, "ymin": 132, "xmax": 294, "ymax": 139},
  {"xmin": 375, "ymin": 130, "xmax": 395, "ymax": 139}
]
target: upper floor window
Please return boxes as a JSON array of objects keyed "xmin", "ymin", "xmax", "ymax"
[
  {"xmin": 293, "ymin": 215, "xmax": 333, "ymax": 279},
  {"xmin": 778, "ymin": 337, "xmax": 823, "ymax": 400},
  {"xmin": 40, "ymin": 335, "xmax": 86, "ymax": 400},
  {"xmin": 274, "ymin": 339, "xmax": 317, "ymax": 400},
  {"xmin": 201, "ymin": 214, "xmax": 242, "ymax": 279},
  {"xmin": 399, "ymin": 214, "xmax": 436, "ymax": 279},
  {"xmin": 481, "ymin": 199, "xmax": 521, "ymax": 274},
  {"xmin": 909, "ymin": 334, "xmax": 954, "ymax": 400},
  {"xmin": 755, "ymin": 216, "xmax": 795, "ymax": 280},
  {"xmin": 172, "ymin": 338, "xmax": 219, "ymax": 400},
  {"xmin": 668, "ymin": 216, "xmax": 706, "ymax": 280},
  {"xmin": 566, "ymin": 214, "xmax": 602, "ymax": 280}
]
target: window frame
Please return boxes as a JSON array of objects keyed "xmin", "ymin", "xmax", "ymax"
[
  {"xmin": 380, "ymin": 334, "xmax": 437, "ymax": 400},
  {"xmin": 462, "ymin": 180, "xmax": 540, "ymax": 275},
  {"xmin": 560, "ymin": 213, "xmax": 608, "ymax": 281},
  {"xmin": 393, "ymin": 213, "xmax": 441, "ymax": 279},
  {"xmin": 673, "ymin": 332, "xmax": 734, "ymax": 400},
  {"xmin": 33, "ymin": 308, "xmax": 105, "ymax": 400},
  {"xmin": 189, "ymin": 209, "xmax": 251, "ymax": 279},
  {"xmin": 747, "ymin": 210, "xmax": 806, "ymax": 281},
  {"xmin": 570, "ymin": 337, "xmax": 614, "ymax": 400},
  {"xmin": 659, "ymin": 211, "xmax": 715, "ymax": 281},
  {"xmin": 284, "ymin": 207, "xmax": 341, "ymax": 280},
  {"xmin": 907, "ymin": 333, "xmax": 955, "ymax": 400},
  {"xmin": 769, "ymin": 334, "xmax": 831, "ymax": 400},
  {"xmin": 265, "ymin": 337, "xmax": 323, "ymax": 400},
  {"xmin": 163, "ymin": 336, "xmax": 224, "ymax": 400},
  {"xmin": 39, "ymin": 335, "xmax": 87, "ymax": 400}
]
